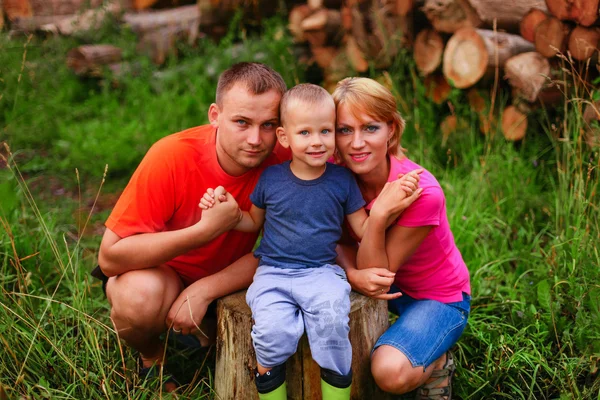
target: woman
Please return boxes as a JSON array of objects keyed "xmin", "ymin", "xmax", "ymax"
[{"xmin": 333, "ymin": 77, "xmax": 471, "ymax": 399}]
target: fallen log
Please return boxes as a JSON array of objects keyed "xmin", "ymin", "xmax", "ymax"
[
  {"xmin": 545, "ymin": 0, "xmax": 599, "ymax": 27},
  {"xmin": 520, "ymin": 8, "xmax": 548, "ymax": 42},
  {"xmin": 443, "ymin": 28, "xmax": 535, "ymax": 88},
  {"xmin": 567, "ymin": 25, "xmax": 600, "ymax": 61},
  {"xmin": 301, "ymin": 8, "xmax": 343, "ymax": 47},
  {"xmin": 67, "ymin": 44, "xmax": 122, "ymax": 76},
  {"xmin": 504, "ymin": 52, "xmax": 550, "ymax": 102},
  {"xmin": 3, "ymin": 0, "xmax": 32, "ymax": 19},
  {"xmin": 397, "ymin": 0, "xmax": 414, "ymax": 16},
  {"xmin": 346, "ymin": 34, "xmax": 369, "ymax": 72},
  {"xmin": 40, "ymin": 2, "xmax": 123, "ymax": 35},
  {"xmin": 1, "ymin": 0, "xmax": 4, "ymax": 29},
  {"xmin": 534, "ymin": 16, "xmax": 571, "ymax": 58},
  {"xmin": 10, "ymin": 14, "xmax": 71, "ymax": 32},
  {"xmin": 308, "ymin": 0, "xmax": 342, "ymax": 10},
  {"xmin": 502, "ymin": 105, "xmax": 528, "ymax": 140},
  {"xmin": 467, "ymin": 0, "xmax": 548, "ymax": 31},
  {"xmin": 124, "ymin": 5, "xmax": 201, "ymax": 64},
  {"xmin": 414, "ymin": 28, "xmax": 444, "ymax": 75}
]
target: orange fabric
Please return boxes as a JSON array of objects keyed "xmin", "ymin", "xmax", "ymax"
[{"xmin": 105, "ymin": 125, "xmax": 289, "ymax": 285}]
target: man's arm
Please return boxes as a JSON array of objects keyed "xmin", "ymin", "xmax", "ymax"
[
  {"xmin": 98, "ymin": 192, "xmax": 242, "ymax": 277},
  {"xmin": 166, "ymin": 252, "xmax": 259, "ymax": 335}
]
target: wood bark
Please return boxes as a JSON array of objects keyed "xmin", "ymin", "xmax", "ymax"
[
  {"xmin": 414, "ymin": 28, "xmax": 444, "ymax": 75},
  {"xmin": 568, "ymin": 26, "xmax": 600, "ymax": 61},
  {"xmin": 67, "ymin": 44, "xmax": 123, "ymax": 76},
  {"xmin": 214, "ymin": 290, "xmax": 391, "ymax": 400},
  {"xmin": 467, "ymin": 0, "xmax": 548, "ymax": 31},
  {"xmin": 534, "ymin": 16, "xmax": 571, "ymax": 57},
  {"xmin": 502, "ymin": 105, "xmax": 528, "ymax": 140},
  {"xmin": 545, "ymin": 0, "xmax": 599, "ymax": 27},
  {"xmin": 504, "ymin": 52, "xmax": 550, "ymax": 102},
  {"xmin": 583, "ymin": 101, "xmax": 600, "ymax": 148},
  {"xmin": 422, "ymin": 0, "xmax": 482, "ymax": 33},
  {"xmin": 520, "ymin": 8, "xmax": 548, "ymax": 42},
  {"xmin": 443, "ymin": 28, "xmax": 534, "ymax": 88}
]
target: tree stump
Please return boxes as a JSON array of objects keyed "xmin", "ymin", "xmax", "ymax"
[{"xmin": 215, "ymin": 290, "xmax": 391, "ymax": 400}]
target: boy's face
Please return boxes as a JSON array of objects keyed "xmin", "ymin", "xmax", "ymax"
[{"xmin": 277, "ymin": 99, "xmax": 336, "ymax": 170}]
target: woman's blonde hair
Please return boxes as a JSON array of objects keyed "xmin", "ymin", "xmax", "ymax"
[{"xmin": 332, "ymin": 77, "xmax": 406, "ymax": 156}]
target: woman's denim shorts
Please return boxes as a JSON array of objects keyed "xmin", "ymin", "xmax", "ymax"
[{"xmin": 373, "ymin": 286, "xmax": 471, "ymax": 370}]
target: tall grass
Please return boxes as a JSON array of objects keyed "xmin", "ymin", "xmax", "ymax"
[{"xmin": 1, "ymin": 16, "xmax": 599, "ymax": 399}]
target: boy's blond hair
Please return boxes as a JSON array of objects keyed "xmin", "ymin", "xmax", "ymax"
[
  {"xmin": 332, "ymin": 77, "xmax": 406, "ymax": 156},
  {"xmin": 280, "ymin": 83, "xmax": 334, "ymax": 126}
]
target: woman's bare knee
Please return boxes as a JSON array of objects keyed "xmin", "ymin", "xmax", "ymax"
[{"xmin": 371, "ymin": 345, "xmax": 424, "ymax": 394}]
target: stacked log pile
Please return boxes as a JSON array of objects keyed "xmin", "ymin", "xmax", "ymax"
[
  {"xmin": 288, "ymin": 0, "xmax": 599, "ymax": 144},
  {"xmin": 1, "ymin": 0, "xmax": 598, "ymax": 145}
]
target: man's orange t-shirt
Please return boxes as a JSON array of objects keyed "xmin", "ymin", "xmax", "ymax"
[{"xmin": 105, "ymin": 124, "xmax": 289, "ymax": 285}]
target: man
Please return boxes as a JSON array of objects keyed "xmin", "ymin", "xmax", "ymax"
[{"xmin": 96, "ymin": 62, "xmax": 288, "ymax": 388}]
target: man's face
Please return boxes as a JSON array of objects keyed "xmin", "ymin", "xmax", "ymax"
[{"xmin": 209, "ymin": 83, "xmax": 281, "ymax": 176}]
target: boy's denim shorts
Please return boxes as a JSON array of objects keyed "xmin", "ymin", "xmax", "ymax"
[{"xmin": 373, "ymin": 286, "xmax": 471, "ymax": 370}]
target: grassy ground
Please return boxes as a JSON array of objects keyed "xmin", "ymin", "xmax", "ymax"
[{"xmin": 1, "ymin": 15, "xmax": 599, "ymax": 399}]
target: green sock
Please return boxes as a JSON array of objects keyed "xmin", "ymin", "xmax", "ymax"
[
  {"xmin": 258, "ymin": 381, "xmax": 287, "ymax": 400},
  {"xmin": 321, "ymin": 379, "xmax": 351, "ymax": 400}
]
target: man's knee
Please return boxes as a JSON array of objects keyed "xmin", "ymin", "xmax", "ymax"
[
  {"xmin": 108, "ymin": 267, "xmax": 181, "ymax": 327},
  {"xmin": 371, "ymin": 347, "xmax": 420, "ymax": 394}
]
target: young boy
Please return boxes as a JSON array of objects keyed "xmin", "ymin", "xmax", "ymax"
[{"xmin": 200, "ymin": 84, "xmax": 419, "ymax": 400}]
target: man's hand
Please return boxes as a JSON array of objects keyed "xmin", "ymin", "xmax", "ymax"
[
  {"xmin": 346, "ymin": 267, "xmax": 402, "ymax": 301},
  {"xmin": 166, "ymin": 282, "xmax": 211, "ymax": 336},
  {"xmin": 196, "ymin": 186, "xmax": 242, "ymax": 233}
]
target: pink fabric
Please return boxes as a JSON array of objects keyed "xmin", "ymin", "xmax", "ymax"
[{"xmin": 364, "ymin": 156, "xmax": 471, "ymax": 303}]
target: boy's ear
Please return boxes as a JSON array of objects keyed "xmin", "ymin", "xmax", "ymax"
[
  {"xmin": 208, "ymin": 103, "xmax": 220, "ymax": 128},
  {"xmin": 276, "ymin": 127, "xmax": 290, "ymax": 148}
]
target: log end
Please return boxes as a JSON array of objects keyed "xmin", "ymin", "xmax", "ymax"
[
  {"xmin": 502, "ymin": 105, "xmax": 528, "ymax": 141},
  {"xmin": 443, "ymin": 28, "xmax": 488, "ymax": 88}
]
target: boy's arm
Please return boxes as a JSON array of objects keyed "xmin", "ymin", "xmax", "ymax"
[
  {"xmin": 235, "ymin": 205, "xmax": 266, "ymax": 233},
  {"xmin": 346, "ymin": 208, "xmax": 369, "ymax": 239}
]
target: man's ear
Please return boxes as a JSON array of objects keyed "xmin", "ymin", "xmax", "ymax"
[
  {"xmin": 208, "ymin": 103, "xmax": 220, "ymax": 128},
  {"xmin": 276, "ymin": 127, "xmax": 290, "ymax": 148}
]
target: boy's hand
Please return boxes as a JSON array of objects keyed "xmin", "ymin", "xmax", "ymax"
[
  {"xmin": 199, "ymin": 186, "xmax": 228, "ymax": 210},
  {"xmin": 370, "ymin": 169, "xmax": 423, "ymax": 225}
]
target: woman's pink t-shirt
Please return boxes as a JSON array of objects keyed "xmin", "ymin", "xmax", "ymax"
[{"xmin": 364, "ymin": 156, "xmax": 471, "ymax": 303}]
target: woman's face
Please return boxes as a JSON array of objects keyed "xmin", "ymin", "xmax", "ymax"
[{"xmin": 335, "ymin": 103, "xmax": 394, "ymax": 177}]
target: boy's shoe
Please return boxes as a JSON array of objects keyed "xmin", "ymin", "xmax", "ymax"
[
  {"xmin": 137, "ymin": 357, "xmax": 181, "ymax": 393},
  {"xmin": 414, "ymin": 351, "xmax": 455, "ymax": 400},
  {"xmin": 321, "ymin": 379, "xmax": 351, "ymax": 400}
]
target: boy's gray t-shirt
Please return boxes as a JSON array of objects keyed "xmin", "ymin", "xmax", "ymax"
[{"xmin": 250, "ymin": 161, "xmax": 365, "ymax": 269}]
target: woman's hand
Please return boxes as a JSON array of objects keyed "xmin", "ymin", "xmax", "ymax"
[{"xmin": 346, "ymin": 267, "xmax": 402, "ymax": 300}]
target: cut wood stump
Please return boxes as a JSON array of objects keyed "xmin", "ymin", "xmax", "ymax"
[
  {"xmin": 67, "ymin": 44, "xmax": 122, "ymax": 76},
  {"xmin": 215, "ymin": 290, "xmax": 391, "ymax": 400},
  {"xmin": 502, "ymin": 105, "xmax": 528, "ymax": 140},
  {"xmin": 504, "ymin": 52, "xmax": 550, "ymax": 102},
  {"xmin": 545, "ymin": 0, "xmax": 599, "ymax": 27},
  {"xmin": 520, "ymin": 8, "xmax": 548, "ymax": 43},
  {"xmin": 534, "ymin": 16, "xmax": 571, "ymax": 58},
  {"xmin": 414, "ymin": 28, "xmax": 444, "ymax": 75},
  {"xmin": 568, "ymin": 26, "xmax": 600, "ymax": 61}
]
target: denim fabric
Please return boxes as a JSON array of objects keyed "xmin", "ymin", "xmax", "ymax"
[
  {"xmin": 246, "ymin": 264, "xmax": 352, "ymax": 375},
  {"xmin": 373, "ymin": 286, "xmax": 470, "ymax": 370}
]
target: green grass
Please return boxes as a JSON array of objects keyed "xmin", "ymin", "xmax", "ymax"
[{"xmin": 1, "ymin": 15, "xmax": 599, "ymax": 399}]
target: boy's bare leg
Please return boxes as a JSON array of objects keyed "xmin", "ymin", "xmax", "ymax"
[{"xmin": 106, "ymin": 264, "xmax": 184, "ymax": 367}]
